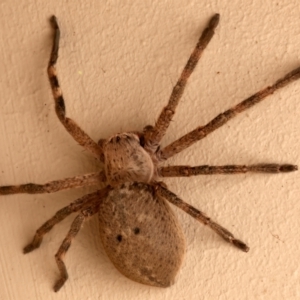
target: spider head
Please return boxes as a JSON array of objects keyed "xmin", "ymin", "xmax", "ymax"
[{"xmin": 102, "ymin": 132, "xmax": 155, "ymax": 187}]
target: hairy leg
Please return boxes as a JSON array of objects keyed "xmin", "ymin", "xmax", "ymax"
[
  {"xmin": 23, "ymin": 187, "xmax": 110, "ymax": 253},
  {"xmin": 0, "ymin": 171, "xmax": 106, "ymax": 195},
  {"xmin": 48, "ymin": 16, "xmax": 102, "ymax": 158},
  {"xmin": 155, "ymin": 184, "xmax": 249, "ymax": 252},
  {"xmin": 53, "ymin": 204, "xmax": 100, "ymax": 292},
  {"xmin": 144, "ymin": 14, "xmax": 220, "ymax": 152},
  {"xmin": 160, "ymin": 66, "xmax": 300, "ymax": 159},
  {"xmin": 158, "ymin": 164, "xmax": 298, "ymax": 177}
]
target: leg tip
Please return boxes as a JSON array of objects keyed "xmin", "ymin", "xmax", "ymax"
[
  {"xmin": 233, "ymin": 239, "xmax": 250, "ymax": 252},
  {"xmin": 50, "ymin": 15, "xmax": 57, "ymax": 22},
  {"xmin": 23, "ymin": 242, "xmax": 40, "ymax": 254},
  {"xmin": 54, "ymin": 277, "xmax": 67, "ymax": 292},
  {"xmin": 280, "ymin": 164, "xmax": 298, "ymax": 172},
  {"xmin": 23, "ymin": 244, "xmax": 34, "ymax": 254},
  {"xmin": 210, "ymin": 13, "xmax": 220, "ymax": 28},
  {"xmin": 50, "ymin": 15, "xmax": 59, "ymax": 28},
  {"xmin": 0, "ymin": 186, "xmax": 11, "ymax": 195}
]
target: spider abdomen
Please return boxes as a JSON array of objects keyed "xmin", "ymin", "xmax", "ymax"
[{"xmin": 98, "ymin": 182, "xmax": 185, "ymax": 287}]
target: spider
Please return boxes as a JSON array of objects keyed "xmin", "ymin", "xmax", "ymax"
[{"xmin": 1, "ymin": 14, "xmax": 299, "ymax": 292}]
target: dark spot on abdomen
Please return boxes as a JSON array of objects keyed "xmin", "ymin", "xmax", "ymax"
[{"xmin": 134, "ymin": 227, "xmax": 140, "ymax": 235}]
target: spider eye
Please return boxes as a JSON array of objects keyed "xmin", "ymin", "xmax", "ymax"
[{"xmin": 139, "ymin": 135, "xmax": 145, "ymax": 147}]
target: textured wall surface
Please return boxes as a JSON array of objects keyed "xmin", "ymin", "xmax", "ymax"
[{"xmin": 0, "ymin": 1, "xmax": 299, "ymax": 299}]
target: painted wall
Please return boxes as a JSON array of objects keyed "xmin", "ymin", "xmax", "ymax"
[{"xmin": 0, "ymin": 1, "xmax": 299, "ymax": 299}]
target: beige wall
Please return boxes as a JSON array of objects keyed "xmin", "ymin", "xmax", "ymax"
[{"xmin": 0, "ymin": 1, "xmax": 299, "ymax": 299}]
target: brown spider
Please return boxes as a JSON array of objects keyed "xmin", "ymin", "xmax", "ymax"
[{"xmin": 1, "ymin": 14, "xmax": 299, "ymax": 292}]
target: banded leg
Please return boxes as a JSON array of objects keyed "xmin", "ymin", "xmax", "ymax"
[
  {"xmin": 160, "ymin": 66, "xmax": 300, "ymax": 159},
  {"xmin": 0, "ymin": 171, "xmax": 106, "ymax": 195},
  {"xmin": 159, "ymin": 164, "xmax": 298, "ymax": 177},
  {"xmin": 144, "ymin": 14, "xmax": 220, "ymax": 152},
  {"xmin": 23, "ymin": 187, "xmax": 110, "ymax": 253},
  {"xmin": 48, "ymin": 16, "xmax": 102, "ymax": 158},
  {"xmin": 156, "ymin": 184, "xmax": 249, "ymax": 252},
  {"xmin": 54, "ymin": 204, "xmax": 99, "ymax": 292}
]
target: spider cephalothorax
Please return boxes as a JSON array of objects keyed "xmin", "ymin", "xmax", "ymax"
[
  {"xmin": 0, "ymin": 14, "xmax": 299, "ymax": 292},
  {"xmin": 103, "ymin": 132, "xmax": 156, "ymax": 186}
]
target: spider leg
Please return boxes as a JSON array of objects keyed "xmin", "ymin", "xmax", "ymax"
[
  {"xmin": 0, "ymin": 171, "xmax": 106, "ymax": 195},
  {"xmin": 158, "ymin": 164, "xmax": 298, "ymax": 177},
  {"xmin": 23, "ymin": 187, "xmax": 110, "ymax": 253},
  {"xmin": 48, "ymin": 16, "xmax": 102, "ymax": 158},
  {"xmin": 53, "ymin": 204, "xmax": 100, "ymax": 292},
  {"xmin": 160, "ymin": 66, "xmax": 300, "ymax": 160},
  {"xmin": 155, "ymin": 184, "xmax": 249, "ymax": 252},
  {"xmin": 144, "ymin": 14, "xmax": 220, "ymax": 152}
]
